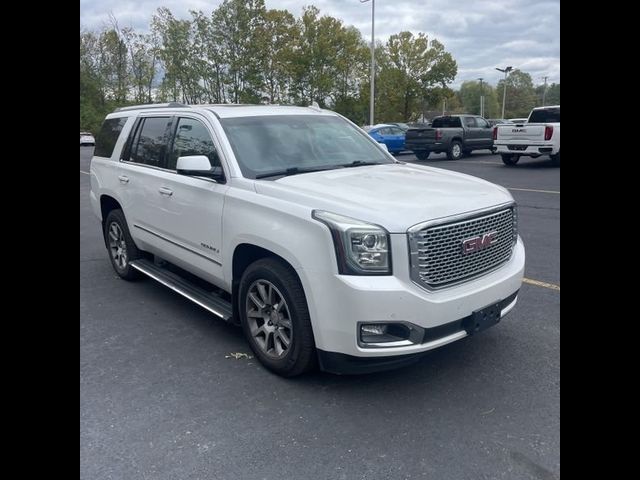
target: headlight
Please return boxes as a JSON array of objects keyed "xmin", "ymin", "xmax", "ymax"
[{"xmin": 312, "ymin": 210, "xmax": 391, "ymax": 275}]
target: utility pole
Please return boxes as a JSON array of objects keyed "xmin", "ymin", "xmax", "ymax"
[
  {"xmin": 360, "ymin": 0, "xmax": 375, "ymax": 125},
  {"xmin": 496, "ymin": 66, "xmax": 513, "ymax": 119},
  {"xmin": 478, "ymin": 78, "xmax": 484, "ymax": 117},
  {"xmin": 541, "ymin": 76, "xmax": 548, "ymax": 106}
]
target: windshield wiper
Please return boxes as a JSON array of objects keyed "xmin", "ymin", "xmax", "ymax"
[
  {"xmin": 255, "ymin": 161, "xmax": 387, "ymax": 179},
  {"xmin": 342, "ymin": 160, "xmax": 387, "ymax": 168},
  {"xmin": 255, "ymin": 166, "xmax": 336, "ymax": 179}
]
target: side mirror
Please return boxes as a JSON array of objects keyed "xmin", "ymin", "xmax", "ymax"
[
  {"xmin": 378, "ymin": 142, "xmax": 389, "ymax": 152},
  {"xmin": 176, "ymin": 155, "xmax": 225, "ymax": 182}
]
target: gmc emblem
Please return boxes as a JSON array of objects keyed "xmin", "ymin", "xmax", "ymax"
[
  {"xmin": 462, "ymin": 231, "xmax": 498, "ymax": 255},
  {"xmin": 512, "ymin": 128, "xmax": 526, "ymax": 133}
]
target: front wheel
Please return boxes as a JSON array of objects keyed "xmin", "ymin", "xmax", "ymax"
[
  {"xmin": 501, "ymin": 154, "xmax": 520, "ymax": 166},
  {"xmin": 415, "ymin": 151, "xmax": 430, "ymax": 160},
  {"xmin": 447, "ymin": 141, "xmax": 463, "ymax": 160},
  {"xmin": 239, "ymin": 258, "xmax": 317, "ymax": 377},
  {"xmin": 103, "ymin": 209, "xmax": 143, "ymax": 280}
]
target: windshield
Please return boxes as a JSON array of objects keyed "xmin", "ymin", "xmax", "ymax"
[
  {"xmin": 220, "ymin": 115, "xmax": 392, "ymax": 179},
  {"xmin": 528, "ymin": 107, "xmax": 560, "ymax": 123}
]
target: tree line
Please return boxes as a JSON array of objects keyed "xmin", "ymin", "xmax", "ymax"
[{"xmin": 80, "ymin": 0, "xmax": 558, "ymax": 133}]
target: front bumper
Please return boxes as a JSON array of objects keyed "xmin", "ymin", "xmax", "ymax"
[
  {"xmin": 495, "ymin": 143, "xmax": 558, "ymax": 156},
  {"xmin": 298, "ymin": 237, "xmax": 525, "ymax": 366}
]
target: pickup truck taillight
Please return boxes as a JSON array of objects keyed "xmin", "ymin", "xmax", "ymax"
[
  {"xmin": 435, "ymin": 129, "xmax": 442, "ymax": 141},
  {"xmin": 492, "ymin": 127, "xmax": 497, "ymax": 140},
  {"xmin": 544, "ymin": 125, "xmax": 553, "ymax": 141}
]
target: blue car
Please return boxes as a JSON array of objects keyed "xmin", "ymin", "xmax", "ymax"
[{"xmin": 364, "ymin": 124, "xmax": 406, "ymax": 153}]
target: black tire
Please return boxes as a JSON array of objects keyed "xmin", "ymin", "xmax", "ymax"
[
  {"xmin": 501, "ymin": 154, "xmax": 520, "ymax": 166},
  {"xmin": 238, "ymin": 258, "xmax": 317, "ymax": 377},
  {"xmin": 415, "ymin": 151, "xmax": 430, "ymax": 161},
  {"xmin": 550, "ymin": 151, "xmax": 560, "ymax": 166},
  {"xmin": 447, "ymin": 140, "xmax": 463, "ymax": 160},
  {"xmin": 103, "ymin": 209, "xmax": 143, "ymax": 280}
]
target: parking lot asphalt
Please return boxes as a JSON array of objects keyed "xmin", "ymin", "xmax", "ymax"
[{"xmin": 80, "ymin": 147, "xmax": 559, "ymax": 480}]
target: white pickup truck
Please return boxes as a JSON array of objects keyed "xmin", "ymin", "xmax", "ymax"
[
  {"xmin": 494, "ymin": 105, "xmax": 560, "ymax": 166},
  {"xmin": 90, "ymin": 103, "xmax": 524, "ymax": 376}
]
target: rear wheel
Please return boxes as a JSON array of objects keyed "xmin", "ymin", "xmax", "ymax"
[
  {"xmin": 104, "ymin": 209, "xmax": 143, "ymax": 280},
  {"xmin": 447, "ymin": 141, "xmax": 463, "ymax": 160},
  {"xmin": 415, "ymin": 151, "xmax": 430, "ymax": 160},
  {"xmin": 501, "ymin": 154, "xmax": 520, "ymax": 166},
  {"xmin": 550, "ymin": 151, "xmax": 560, "ymax": 166},
  {"xmin": 239, "ymin": 258, "xmax": 316, "ymax": 377}
]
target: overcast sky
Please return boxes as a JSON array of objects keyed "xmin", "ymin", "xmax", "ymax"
[{"xmin": 80, "ymin": 0, "xmax": 560, "ymax": 88}]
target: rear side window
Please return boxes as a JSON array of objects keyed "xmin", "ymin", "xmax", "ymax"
[
  {"xmin": 130, "ymin": 117, "xmax": 172, "ymax": 167},
  {"xmin": 529, "ymin": 108, "xmax": 560, "ymax": 123},
  {"xmin": 167, "ymin": 117, "xmax": 220, "ymax": 170},
  {"xmin": 476, "ymin": 118, "xmax": 489, "ymax": 128},
  {"xmin": 94, "ymin": 117, "xmax": 127, "ymax": 158},
  {"xmin": 432, "ymin": 117, "xmax": 462, "ymax": 128},
  {"xmin": 464, "ymin": 117, "xmax": 477, "ymax": 128}
]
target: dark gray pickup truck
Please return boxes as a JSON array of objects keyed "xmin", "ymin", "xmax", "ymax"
[{"xmin": 405, "ymin": 115, "xmax": 495, "ymax": 160}]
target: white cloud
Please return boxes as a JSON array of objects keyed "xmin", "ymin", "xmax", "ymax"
[{"xmin": 80, "ymin": 0, "xmax": 560, "ymax": 88}]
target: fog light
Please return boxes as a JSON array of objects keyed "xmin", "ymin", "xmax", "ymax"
[{"xmin": 361, "ymin": 324, "xmax": 387, "ymax": 336}]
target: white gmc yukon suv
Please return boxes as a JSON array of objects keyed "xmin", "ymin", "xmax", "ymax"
[
  {"xmin": 89, "ymin": 103, "xmax": 525, "ymax": 376},
  {"xmin": 494, "ymin": 105, "xmax": 560, "ymax": 166}
]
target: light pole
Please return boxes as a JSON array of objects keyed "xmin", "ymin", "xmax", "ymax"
[
  {"xmin": 478, "ymin": 77, "xmax": 484, "ymax": 117},
  {"xmin": 361, "ymin": 0, "xmax": 375, "ymax": 125},
  {"xmin": 495, "ymin": 66, "xmax": 513, "ymax": 119},
  {"xmin": 541, "ymin": 76, "xmax": 548, "ymax": 106}
]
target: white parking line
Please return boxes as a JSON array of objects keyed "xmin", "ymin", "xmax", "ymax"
[
  {"xmin": 80, "ymin": 170, "xmax": 90, "ymax": 175},
  {"xmin": 507, "ymin": 187, "xmax": 559, "ymax": 194},
  {"xmin": 523, "ymin": 277, "xmax": 560, "ymax": 291}
]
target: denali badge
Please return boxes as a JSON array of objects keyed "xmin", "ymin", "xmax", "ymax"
[{"xmin": 462, "ymin": 231, "xmax": 498, "ymax": 255}]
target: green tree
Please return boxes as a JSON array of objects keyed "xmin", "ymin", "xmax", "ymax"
[
  {"xmin": 255, "ymin": 9, "xmax": 299, "ymax": 103},
  {"xmin": 458, "ymin": 81, "xmax": 500, "ymax": 118},
  {"xmin": 497, "ymin": 69, "xmax": 536, "ymax": 117},
  {"xmin": 376, "ymin": 32, "xmax": 457, "ymax": 121},
  {"xmin": 535, "ymin": 82, "xmax": 560, "ymax": 106}
]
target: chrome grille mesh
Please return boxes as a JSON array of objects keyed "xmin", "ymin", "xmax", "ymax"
[{"xmin": 408, "ymin": 206, "xmax": 517, "ymax": 289}]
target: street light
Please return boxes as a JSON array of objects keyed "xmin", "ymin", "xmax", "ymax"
[
  {"xmin": 478, "ymin": 77, "xmax": 484, "ymax": 117},
  {"xmin": 360, "ymin": 0, "xmax": 375, "ymax": 125},
  {"xmin": 495, "ymin": 66, "xmax": 513, "ymax": 119}
]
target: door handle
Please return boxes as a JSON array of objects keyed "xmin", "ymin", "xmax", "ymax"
[
  {"xmin": 158, "ymin": 187, "xmax": 173, "ymax": 196},
  {"xmin": 118, "ymin": 175, "xmax": 129, "ymax": 184}
]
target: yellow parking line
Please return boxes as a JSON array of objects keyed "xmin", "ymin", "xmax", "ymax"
[
  {"xmin": 507, "ymin": 187, "xmax": 560, "ymax": 194},
  {"xmin": 80, "ymin": 170, "xmax": 90, "ymax": 175},
  {"xmin": 523, "ymin": 277, "xmax": 560, "ymax": 291}
]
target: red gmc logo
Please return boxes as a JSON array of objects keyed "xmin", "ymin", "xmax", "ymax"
[{"xmin": 462, "ymin": 231, "xmax": 498, "ymax": 254}]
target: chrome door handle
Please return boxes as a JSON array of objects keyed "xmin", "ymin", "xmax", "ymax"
[
  {"xmin": 158, "ymin": 187, "xmax": 173, "ymax": 196},
  {"xmin": 118, "ymin": 175, "xmax": 129, "ymax": 184}
]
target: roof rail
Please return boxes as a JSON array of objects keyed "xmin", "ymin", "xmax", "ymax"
[{"xmin": 115, "ymin": 102, "xmax": 189, "ymax": 112}]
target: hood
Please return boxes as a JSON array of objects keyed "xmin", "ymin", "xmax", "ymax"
[{"xmin": 253, "ymin": 163, "xmax": 513, "ymax": 233}]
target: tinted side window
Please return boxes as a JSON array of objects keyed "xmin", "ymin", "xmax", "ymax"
[
  {"xmin": 464, "ymin": 117, "xmax": 477, "ymax": 128},
  {"xmin": 476, "ymin": 118, "xmax": 489, "ymax": 128},
  {"xmin": 168, "ymin": 118, "xmax": 220, "ymax": 170},
  {"xmin": 94, "ymin": 117, "xmax": 127, "ymax": 158},
  {"xmin": 130, "ymin": 117, "xmax": 172, "ymax": 167}
]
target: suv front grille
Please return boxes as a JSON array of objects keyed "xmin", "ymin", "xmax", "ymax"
[{"xmin": 408, "ymin": 205, "xmax": 517, "ymax": 289}]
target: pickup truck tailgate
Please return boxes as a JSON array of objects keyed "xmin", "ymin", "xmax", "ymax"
[
  {"xmin": 405, "ymin": 128, "xmax": 437, "ymax": 149},
  {"xmin": 496, "ymin": 124, "xmax": 546, "ymax": 142}
]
